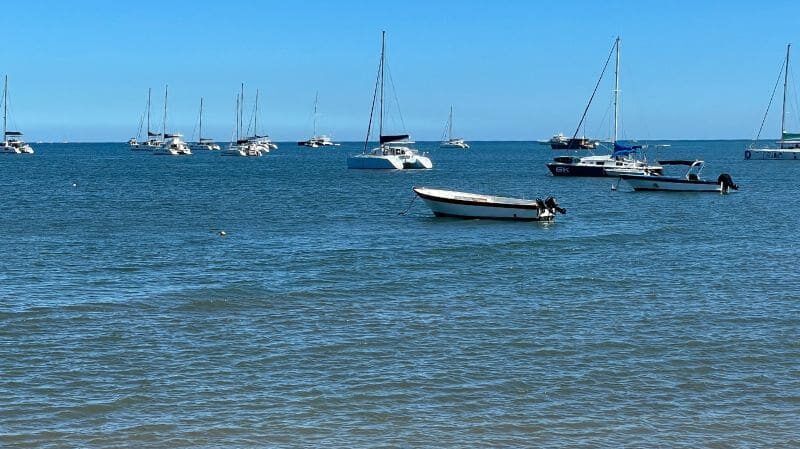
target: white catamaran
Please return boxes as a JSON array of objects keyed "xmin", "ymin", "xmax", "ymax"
[
  {"xmin": 1, "ymin": 75, "xmax": 34, "ymax": 155},
  {"xmin": 152, "ymin": 85, "xmax": 191, "ymax": 156},
  {"xmin": 129, "ymin": 88, "xmax": 163, "ymax": 151},
  {"xmin": 298, "ymin": 92, "xmax": 338, "ymax": 148},
  {"xmin": 190, "ymin": 97, "xmax": 220, "ymax": 151},
  {"xmin": 746, "ymin": 43, "xmax": 800, "ymax": 160},
  {"xmin": 347, "ymin": 31, "xmax": 432, "ymax": 170},
  {"xmin": 440, "ymin": 106, "xmax": 469, "ymax": 149}
]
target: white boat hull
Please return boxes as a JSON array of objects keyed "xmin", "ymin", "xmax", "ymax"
[
  {"xmin": 620, "ymin": 175, "xmax": 724, "ymax": 192},
  {"xmin": 744, "ymin": 148, "xmax": 800, "ymax": 160},
  {"xmin": 413, "ymin": 187, "xmax": 558, "ymax": 221},
  {"xmin": 347, "ymin": 154, "xmax": 404, "ymax": 169}
]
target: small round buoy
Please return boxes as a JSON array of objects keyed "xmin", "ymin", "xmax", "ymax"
[
  {"xmin": 219, "ymin": 230, "xmax": 226, "ymax": 237},
  {"xmin": 72, "ymin": 182, "xmax": 77, "ymax": 187}
]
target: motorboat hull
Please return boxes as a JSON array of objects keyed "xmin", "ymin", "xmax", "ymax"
[
  {"xmin": 744, "ymin": 148, "xmax": 800, "ymax": 160},
  {"xmin": 413, "ymin": 187, "xmax": 557, "ymax": 221},
  {"xmin": 620, "ymin": 175, "xmax": 725, "ymax": 192}
]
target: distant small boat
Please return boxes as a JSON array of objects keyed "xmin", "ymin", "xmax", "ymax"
[
  {"xmin": 746, "ymin": 43, "xmax": 800, "ymax": 160},
  {"xmin": 189, "ymin": 97, "xmax": 220, "ymax": 151},
  {"xmin": 413, "ymin": 187, "xmax": 566, "ymax": 221},
  {"xmin": 347, "ymin": 31, "xmax": 432, "ymax": 170},
  {"xmin": 547, "ymin": 133, "xmax": 598, "ymax": 150},
  {"xmin": 152, "ymin": 85, "xmax": 191, "ymax": 156},
  {"xmin": 1, "ymin": 75, "xmax": 34, "ymax": 155},
  {"xmin": 440, "ymin": 106, "xmax": 469, "ymax": 148},
  {"xmin": 618, "ymin": 160, "xmax": 738, "ymax": 193},
  {"xmin": 298, "ymin": 92, "xmax": 339, "ymax": 148}
]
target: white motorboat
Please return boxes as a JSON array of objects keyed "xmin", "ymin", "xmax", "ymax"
[
  {"xmin": 413, "ymin": 187, "xmax": 566, "ymax": 221},
  {"xmin": 130, "ymin": 88, "xmax": 162, "ymax": 151},
  {"xmin": 547, "ymin": 132, "xmax": 598, "ymax": 150},
  {"xmin": 618, "ymin": 160, "xmax": 738, "ymax": 193},
  {"xmin": 152, "ymin": 85, "xmax": 191, "ymax": 156},
  {"xmin": 1, "ymin": 76, "xmax": 34, "ymax": 155},
  {"xmin": 440, "ymin": 106, "xmax": 469, "ymax": 148},
  {"xmin": 298, "ymin": 92, "xmax": 339, "ymax": 147},
  {"xmin": 347, "ymin": 32, "xmax": 433, "ymax": 170},
  {"xmin": 746, "ymin": 43, "xmax": 800, "ymax": 160},
  {"xmin": 546, "ymin": 37, "xmax": 660, "ymax": 177},
  {"xmin": 189, "ymin": 97, "xmax": 220, "ymax": 151}
]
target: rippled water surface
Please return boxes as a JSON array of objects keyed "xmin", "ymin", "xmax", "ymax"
[{"xmin": 1, "ymin": 141, "xmax": 799, "ymax": 448}]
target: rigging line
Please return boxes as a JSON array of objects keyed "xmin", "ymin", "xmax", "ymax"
[
  {"xmin": 790, "ymin": 67, "xmax": 800, "ymax": 131},
  {"xmin": 385, "ymin": 61, "xmax": 407, "ymax": 133},
  {"xmin": 754, "ymin": 58, "xmax": 786, "ymax": 143},
  {"xmin": 364, "ymin": 50, "xmax": 383, "ymax": 152},
  {"xmin": 571, "ymin": 39, "xmax": 616, "ymax": 142}
]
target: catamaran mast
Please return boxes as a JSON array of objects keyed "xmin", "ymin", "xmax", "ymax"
[
  {"xmin": 448, "ymin": 106, "xmax": 454, "ymax": 140},
  {"xmin": 254, "ymin": 89, "xmax": 259, "ymax": 137},
  {"xmin": 3, "ymin": 76, "xmax": 7, "ymax": 140},
  {"xmin": 782, "ymin": 43, "xmax": 791, "ymax": 136},
  {"xmin": 199, "ymin": 97, "xmax": 204, "ymax": 140},
  {"xmin": 146, "ymin": 87, "xmax": 151, "ymax": 137},
  {"xmin": 313, "ymin": 91, "xmax": 318, "ymax": 136},
  {"xmin": 162, "ymin": 85, "xmax": 168, "ymax": 137},
  {"xmin": 379, "ymin": 30, "xmax": 385, "ymax": 140},
  {"xmin": 613, "ymin": 37, "xmax": 620, "ymax": 145}
]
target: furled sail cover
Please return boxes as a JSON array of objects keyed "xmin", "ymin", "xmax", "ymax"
[
  {"xmin": 380, "ymin": 134, "xmax": 409, "ymax": 144},
  {"xmin": 612, "ymin": 142, "xmax": 642, "ymax": 157},
  {"xmin": 4, "ymin": 131, "xmax": 23, "ymax": 136},
  {"xmin": 148, "ymin": 131, "xmax": 161, "ymax": 137},
  {"xmin": 782, "ymin": 132, "xmax": 800, "ymax": 140}
]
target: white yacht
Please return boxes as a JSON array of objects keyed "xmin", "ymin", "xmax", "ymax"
[
  {"xmin": 152, "ymin": 85, "xmax": 191, "ymax": 156},
  {"xmin": 222, "ymin": 84, "xmax": 266, "ymax": 157},
  {"xmin": 129, "ymin": 88, "xmax": 162, "ymax": 151},
  {"xmin": 347, "ymin": 31, "xmax": 432, "ymax": 170},
  {"xmin": 1, "ymin": 76, "xmax": 34, "ymax": 155},
  {"xmin": 746, "ymin": 44, "xmax": 800, "ymax": 160},
  {"xmin": 546, "ymin": 37, "xmax": 660, "ymax": 177},
  {"xmin": 189, "ymin": 97, "xmax": 220, "ymax": 151},
  {"xmin": 440, "ymin": 106, "xmax": 469, "ymax": 148}
]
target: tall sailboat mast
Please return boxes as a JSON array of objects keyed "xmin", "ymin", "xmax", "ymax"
[
  {"xmin": 146, "ymin": 87, "xmax": 151, "ymax": 137},
  {"xmin": 3, "ymin": 75, "xmax": 7, "ymax": 139},
  {"xmin": 781, "ymin": 43, "xmax": 791, "ymax": 136},
  {"xmin": 199, "ymin": 97, "xmax": 204, "ymax": 140},
  {"xmin": 254, "ymin": 88, "xmax": 259, "ymax": 137},
  {"xmin": 313, "ymin": 91, "xmax": 319, "ymax": 136},
  {"xmin": 162, "ymin": 85, "xmax": 168, "ymax": 137},
  {"xmin": 448, "ymin": 106, "xmax": 454, "ymax": 140},
  {"xmin": 379, "ymin": 30, "xmax": 385, "ymax": 140},
  {"xmin": 239, "ymin": 83, "xmax": 244, "ymax": 139},
  {"xmin": 613, "ymin": 37, "xmax": 620, "ymax": 145}
]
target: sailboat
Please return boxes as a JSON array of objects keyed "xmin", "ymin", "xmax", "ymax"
[
  {"xmin": 0, "ymin": 76, "xmax": 34, "ymax": 155},
  {"xmin": 152, "ymin": 85, "xmax": 191, "ymax": 156},
  {"xmin": 746, "ymin": 43, "xmax": 800, "ymax": 160},
  {"xmin": 298, "ymin": 92, "xmax": 338, "ymax": 147},
  {"xmin": 190, "ymin": 97, "xmax": 220, "ymax": 151},
  {"xmin": 129, "ymin": 88, "xmax": 162, "ymax": 151},
  {"xmin": 546, "ymin": 37, "xmax": 661, "ymax": 177},
  {"xmin": 222, "ymin": 84, "xmax": 265, "ymax": 157},
  {"xmin": 347, "ymin": 31, "xmax": 432, "ymax": 170},
  {"xmin": 440, "ymin": 106, "xmax": 469, "ymax": 148}
]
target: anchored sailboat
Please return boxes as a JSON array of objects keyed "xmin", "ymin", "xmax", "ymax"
[
  {"xmin": 546, "ymin": 37, "xmax": 661, "ymax": 177},
  {"xmin": 1, "ymin": 75, "xmax": 34, "ymax": 155},
  {"xmin": 298, "ymin": 92, "xmax": 338, "ymax": 147},
  {"xmin": 129, "ymin": 88, "xmax": 162, "ymax": 151},
  {"xmin": 152, "ymin": 85, "xmax": 191, "ymax": 156},
  {"xmin": 440, "ymin": 106, "xmax": 469, "ymax": 149},
  {"xmin": 223, "ymin": 84, "xmax": 266, "ymax": 157},
  {"xmin": 746, "ymin": 43, "xmax": 800, "ymax": 160},
  {"xmin": 190, "ymin": 97, "xmax": 220, "ymax": 151},
  {"xmin": 347, "ymin": 31, "xmax": 432, "ymax": 170}
]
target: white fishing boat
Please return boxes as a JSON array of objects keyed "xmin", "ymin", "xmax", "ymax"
[
  {"xmin": 440, "ymin": 106, "xmax": 469, "ymax": 148},
  {"xmin": 546, "ymin": 37, "xmax": 660, "ymax": 177},
  {"xmin": 298, "ymin": 92, "xmax": 339, "ymax": 147},
  {"xmin": 413, "ymin": 187, "xmax": 566, "ymax": 221},
  {"xmin": 152, "ymin": 85, "xmax": 191, "ymax": 156},
  {"xmin": 347, "ymin": 31, "xmax": 433, "ymax": 170},
  {"xmin": 1, "ymin": 76, "xmax": 34, "ymax": 155},
  {"xmin": 618, "ymin": 160, "xmax": 738, "ymax": 193},
  {"xmin": 222, "ymin": 84, "xmax": 265, "ymax": 157},
  {"xmin": 746, "ymin": 43, "xmax": 800, "ymax": 160},
  {"xmin": 129, "ymin": 88, "xmax": 162, "ymax": 151},
  {"xmin": 189, "ymin": 97, "xmax": 220, "ymax": 151}
]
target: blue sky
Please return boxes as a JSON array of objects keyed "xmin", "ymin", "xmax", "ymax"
[{"xmin": 4, "ymin": 0, "xmax": 800, "ymax": 141}]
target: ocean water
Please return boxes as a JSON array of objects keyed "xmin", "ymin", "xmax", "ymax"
[{"xmin": 1, "ymin": 141, "xmax": 798, "ymax": 448}]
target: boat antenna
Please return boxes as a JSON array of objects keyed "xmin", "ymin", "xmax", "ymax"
[
  {"xmin": 613, "ymin": 36, "xmax": 620, "ymax": 145},
  {"xmin": 781, "ymin": 43, "xmax": 791, "ymax": 137},
  {"xmin": 363, "ymin": 31, "xmax": 384, "ymax": 152},
  {"xmin": 571, "ymin": 38, "xmax": 616, "ymax": 144}
]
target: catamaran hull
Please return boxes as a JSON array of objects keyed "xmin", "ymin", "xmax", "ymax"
[
  {"xmin": 347, "ymin": 154, "xmax": 404, "ymax": 169},
  {"xmin": 744, "ymin": 148, "xmax": 800, "ymax": 160},
  {"xmin": 413, "ymin": 188, "xmax": 554, "ymax": 221}
]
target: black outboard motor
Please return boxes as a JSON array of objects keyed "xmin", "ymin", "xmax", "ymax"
[
  {"xmin": 544, "ymin": 196, "xmax": 567, "ymax": 214},
  {"xmin": 717, "ymin": 173, "xmax": 738, "ymax": 193},
  {"xmin": 535, "ymin": 198, "xmax": 547, "ymax": 211}
]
